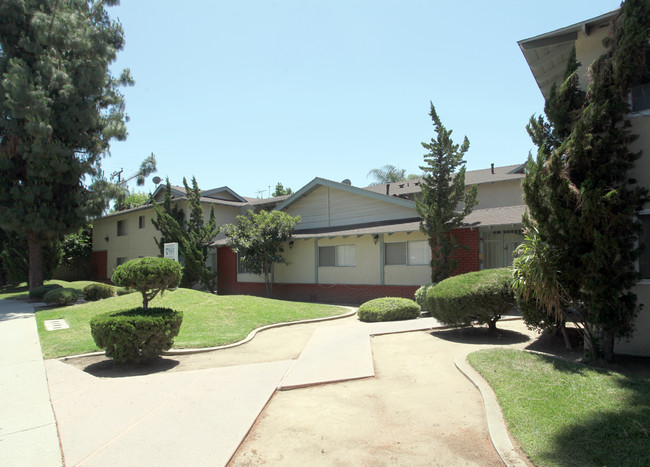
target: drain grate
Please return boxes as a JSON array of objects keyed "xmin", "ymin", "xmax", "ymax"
[{"xmin": 44, "ymin": 319, "xmax": 70, "ymax": 331}]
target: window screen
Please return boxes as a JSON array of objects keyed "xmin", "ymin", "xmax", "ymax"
[
  {"xmin": 117, "ymin": 220, "xmax": 126, "ymax": 236},
  {"xmin": 319, "ymin": 245, "xmax": 354, "ymax": 267},
  {"xmin": 385, "ymin": 242, "xmax": 406, "ymax": 265},
  {"xmin": 408, "ymin": 241, "xmax": 430, "ymax": 265}
]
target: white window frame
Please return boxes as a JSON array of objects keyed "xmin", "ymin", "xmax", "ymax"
[
  {"xmin": 384, "ymin": 241, "xmax": 430, "ymax": 266},
  {"xmin": 318, "ymin": 245, "xmax": 355, "ymax": 267}
]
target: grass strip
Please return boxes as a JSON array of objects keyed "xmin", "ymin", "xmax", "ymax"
[{"xmin": 468, "ymin": 348, "xmax": 650, "ymax": 467}]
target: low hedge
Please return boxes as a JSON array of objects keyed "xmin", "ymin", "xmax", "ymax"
[
  {"xmin": 427, "ymin": 268, "xmax": 515, "ymax": 331},
  {"xmin": 90, "ymin": 307, "xmax": 183, "ymax": 363},
  {"xmin": 414, "ymin": 283, "xmax": 435, "ymax": 311},
  {"xmin": 83, "ymin": 283, "xmax": 115, "ymax": 301},
  {"xmin": 116, "ymin": 287, "xmax": 136, "ymax": 296},
  {"xmin": 29, "ymin": 283, "xmax": 63, "ymax": 300},
  {"xmin": 43, "ymin": 287, "xmax": 80, "ymax": 306},
  {"xmin": 357, "ymin": 297, "xmax": 420, "ymax": 322}
]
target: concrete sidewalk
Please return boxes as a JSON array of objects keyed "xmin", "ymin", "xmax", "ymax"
[{"xmin": 0, "ymin": 300, "xmax": 62, "ymax": 467}]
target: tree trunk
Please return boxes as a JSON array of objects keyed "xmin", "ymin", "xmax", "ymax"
[
  {"xmin": 600, "ymin": 330, "xmax": 615, "ymax": 362},
  {"xmin": 264, "ymin": 262, "xmax": 272, "ymax": 297},
  {"xmin": 560, "ymin": 323, "xmax": 573, "ymax": 350},
  {"xmin": 487, "ymin": 318, "xmax": 498, "ymax": 332},
  {"xmin": 27, "ymin": 232, "xmax": 44, "ymax": 290}
]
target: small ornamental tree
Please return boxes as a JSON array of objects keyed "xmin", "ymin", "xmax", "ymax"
[
  {"xmin": 111, "ymin": 257, "xmax": 181, "ymax": 310},
  {"xmin": 223, "ymin": 210, "xmax": 300, "ymax": 296},
  {"xmin": 416, "ymin": 103, "xmax": 478, "ymax": 283}
]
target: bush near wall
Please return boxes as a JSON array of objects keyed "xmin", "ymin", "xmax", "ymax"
[
  {"xmin": 427, "ymin": 268, "xmax": 515, "ymax": 331},
  {"xmin": 414, "ymin": 283, "xmax": 435, "ymax": 311},
  {"xmin": 357, "ymin": 297, "xmax": 420, "ymax": 322},
  {"xmin": 43, "ymin": 288, "xmax": 80, "ymax": 306},
  {"xmin": 90, "ymin": 307, "xmax": 183, "ymax": 363}
]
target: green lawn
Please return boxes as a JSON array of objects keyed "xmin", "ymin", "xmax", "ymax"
[
  {"xmin": 468, "ymin": 349, "xmax": 650, "ymax": 467},
  {"xmin": 31, "ymin": 288, "xmax": 348, "ymax": 358}
]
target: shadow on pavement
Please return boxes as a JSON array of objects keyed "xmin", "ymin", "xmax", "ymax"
[
  {"xmin": 82, "ymin": 357, "xmax": 180, "ymax": 378},
  {"xmin": 430, "ymin": 326, "xmax": 530, "ymax": 346}
]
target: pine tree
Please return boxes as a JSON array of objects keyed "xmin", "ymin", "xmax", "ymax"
[
  {"xmin": 151, "ymin": 179, "xmax": 185, "ymax": 255},
  {"xmin": 416, "ymin": 103, "xmax": 478, "ymax": 283},
  {"xmin": 0, "ymin": 0, "xmax": 131, "ymax": 289}
]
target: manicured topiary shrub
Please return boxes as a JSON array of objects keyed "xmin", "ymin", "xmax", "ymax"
[
  {"xmin": 90, "ymin": 307, "xmax": 183, "ymax": 363},
  {"xmin": 414, "ymin": 283, "xmax": 435, "ymax": 311},
  {"xmin": 357, "ymin": 297, "xmax": 421, "ymax": 322},
  {"xmin": 83, "ymin": 283, "xmax": 115, "ymax": 301},
  {"xmin": 42, "ymin": 288, "xmax": 80, "ymax": 306},
  {"xmin": 427, "ymin": 268, "xmax": 515, "ymax": 331},
  {"xmin": 29, "ymin": 283, "xmax": 63, "ymax": 300},
  {"xmin": 112, "ymin": 257, "xmax": 182, "ymax": 310}
]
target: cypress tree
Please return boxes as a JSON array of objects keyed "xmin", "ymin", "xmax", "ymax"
[
  {"xmin": 519, "ymin": 0, "xmax": 650, "ymax": 360},
  {"xmin": 416, "ymin": 103, "xmax": 478, "ymax": 283}
]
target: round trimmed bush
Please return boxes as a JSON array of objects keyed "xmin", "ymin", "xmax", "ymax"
[
  {"xmin": 83, "ymin": 283, "xmax": 115, "ymax": 301},
  {"xmin": 427, "ymin": 268, "xmax": 515, "ymax": 331},
  {"xmin": 29, "ymin": 283, "xmax": 63, "ymax": 300},
  {"xmin": 357, "ymin": 297, "xmax": 420, "ymax": 322},
  {"xmin": 414, "ymin": 283, "xmax": 435, "ymax": 311},
  {"xmin": 90, "ymin": 307, "xmax": 183, "ymax": 363},
  {"xmin": 43, "ymin": 288, "xmax": 80, "ymax": 306}
]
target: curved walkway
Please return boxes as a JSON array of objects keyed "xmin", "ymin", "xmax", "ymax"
[{"xmin": 2, "ymin": 298, "xmax": 533, "ymax": 466}]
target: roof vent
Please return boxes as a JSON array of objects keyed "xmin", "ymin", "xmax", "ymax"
[
  {"xmin": 341, "ymin": 179, "xmax": 351, "ymax": 186},
  {"xmin": 491, "ymin": 163, "xmax": 495, "ymax": 174},
  {"xmin": 386, "ymin": 183, "xmax": 390, "ymax": 195}
]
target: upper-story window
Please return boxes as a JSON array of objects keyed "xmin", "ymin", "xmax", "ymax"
[
  {"xmin": 117, "ymin": 220, "xmax": 126, "ymax": 236},
  {"xmin": 630, "ymin": 83, "xmax": 650, "ymax": 113},
  {"xmin": 139, "ymin": 215, "xmax": 145, "ymax": 229}
]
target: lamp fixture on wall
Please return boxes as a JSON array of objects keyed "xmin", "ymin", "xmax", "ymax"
[
  {"xmin": 104, "ymin": 236, "xmax": 109, "ymax": 242},
  {"xmin": 289, "ymin": 240, "xmax": 294, "ymax": 249},
  {"xmin": 372, "ymin": 234, "xmax": 379, "ymax": 244}
]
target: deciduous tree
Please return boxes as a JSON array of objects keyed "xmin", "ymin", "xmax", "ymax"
[{"xmin": 223, "ymin": 210, "xmax": 300, "ymax": 297}]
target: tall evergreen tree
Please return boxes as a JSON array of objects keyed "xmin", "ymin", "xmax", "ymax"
[
  {"xmin": 416, "ymin": 103, "xmax": 478, "ymax": 283},
  {"xmin": 519, "ymin": 0, "xmax": 650, "ymax": 360},
  {"xmin": 179, "ymin": 177, "xmax": 219, "ymax": 291},
  {"xmin": 151, "ymin": 177, "xmax": 219, "ymax": 292},
  {"xmin": 0, "ymin": 0, "xmax": 131, "ymax": 289},
  {"xmin": 151, "ymin": 178, "xmax": 185, "ymax": 255}
]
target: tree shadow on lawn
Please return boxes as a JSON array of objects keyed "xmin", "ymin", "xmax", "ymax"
[
  {"xmin": 536, "ymin": 378, "xmax": 650, "ymax": 466},
  {"xmin": 430, "ymin": 326, "xmax": 530, "ymax": 346},
  {"xmin": 81, "ymin": 356, "xmax": 180, "ymax": 378}
]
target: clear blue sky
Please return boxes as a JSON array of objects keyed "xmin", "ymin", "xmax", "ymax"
[{"xmin": 103, "ymin": 0, "xmax": 621, "ymax": 198}]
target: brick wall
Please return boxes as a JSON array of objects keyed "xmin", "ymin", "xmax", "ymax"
[{"xmin": 451, "ymin": 228, "xmax": 479, "ymax": 275}]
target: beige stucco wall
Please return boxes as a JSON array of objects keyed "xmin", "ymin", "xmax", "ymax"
[
  {"xmin": 317, "ymin": 235, "xmax": 381, "ymax": 285},
  {"xmin": 92, "ymin": 201, "xmax": 240, "ymax": 278},
  {"xmin": 274, "ymin": 239, "xmax": 316, "ymax": 283},
  {"xmin": 383, "ymin": 231, "xmax": 432, "ymax": 286},
  {"xmin": 474, "ymin": 179, "xmax": 524, "ymax": 209},
  {"xmin": 615, "ymin": 284, "xmax": 650, "ymax": 356}
]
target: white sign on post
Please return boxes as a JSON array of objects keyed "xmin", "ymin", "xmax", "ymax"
[{"xmin": 164, "ymin": 242, "xmax": 179, "ymax": 262}]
